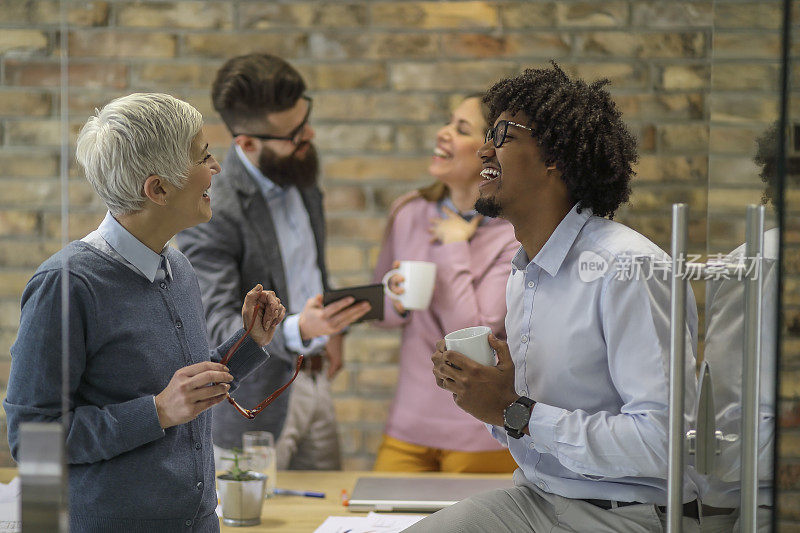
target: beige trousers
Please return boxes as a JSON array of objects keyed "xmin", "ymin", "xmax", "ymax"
[
  {"xmin": 274, "ymin": 369, "xmax": 341, "ymax": 470},
  {"xmin": 402, "ymin": 482, "xmax": 701, "ymax": 533},
  {"xmin": 698, "ymin": 506, "xmax": 771, "ymax": 532}
]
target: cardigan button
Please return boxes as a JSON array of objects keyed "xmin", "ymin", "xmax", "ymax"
[
  {"xmin": 184, "ymin": 519, "xmax": 192, "ymax": 527},
  {"xmin": 176, "ymin": 320, "xmax": 183, "ymax": 329},
  {"xmin": 195, "ymin": 442, "xmax": 201, "ymax": 450},
  {"xmin": 196, "ymin": 481, "xmax": 204, "ymax": 490},
  {"xmin": 160, "ymin": 281, "xmax": 167, "ymax": 290}
]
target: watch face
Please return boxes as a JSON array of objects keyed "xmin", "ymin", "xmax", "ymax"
[{"xmin": 505, "ymin": 402, "xmax": 530, "ymax": 429}]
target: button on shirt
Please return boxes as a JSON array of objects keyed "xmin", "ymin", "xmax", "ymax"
[
  {"xmin": 236, "ymin": 146, "xmax": 327, "ymax": 355},
  {"xmin": 491, "ymin": 205, "xmax": 699, "ymax": 505}
]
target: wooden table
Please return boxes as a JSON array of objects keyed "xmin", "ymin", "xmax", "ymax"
[
  {"xmin": 222, "ymin": 471, "xmax": 508, "ymax": 532},
  {"xmin": 0, "ymin": 469, "xmax": 508, "ymax": 532}
]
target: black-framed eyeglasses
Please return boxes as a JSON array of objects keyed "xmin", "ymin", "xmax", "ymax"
[
  {"xmin": 485, "ymin": 120, "xmax": 535, "ymax": 149},
  {"xmin": 233, "ymin": 96, "xmax": 313, "ymax": 145}
]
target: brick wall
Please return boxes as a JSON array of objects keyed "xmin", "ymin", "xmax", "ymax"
[{"xmin": 0, "ymin": 0, "xmax": 797, "ymax": 527}]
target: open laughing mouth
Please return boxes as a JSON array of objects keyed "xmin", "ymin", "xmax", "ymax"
[
  {"xmin": 479, "ymin": 167, "xmax": 500, "ymax": 188},
  {"xmin": 433, "ymin": 146, "xmax": 452, "ymax": 159}
]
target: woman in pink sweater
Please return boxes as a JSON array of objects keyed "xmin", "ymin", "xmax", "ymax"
[{"xmin": 372, "ymin": 95, "xmax": 519, "ymax": 472}]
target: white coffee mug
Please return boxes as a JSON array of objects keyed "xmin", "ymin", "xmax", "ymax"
[
  {"xmin": 381, "ymin": 260, "xmax": 437, "ymax": 311},
  {"xmin": 444, "ymin": 326, "xmax": 495, "ymax": 366}
]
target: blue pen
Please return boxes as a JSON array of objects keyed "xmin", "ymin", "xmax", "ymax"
[{"xmin": 272, "ymin": 488, "xmax": 326, "ymax": 498}]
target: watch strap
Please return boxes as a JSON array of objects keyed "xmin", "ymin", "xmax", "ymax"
[
  {"xmin": 504, "ymin": 396, "xmax": 535, "ymax": 439},
  {"xmin": 515, "ymin": 396, "xmax": 534, "ymax": 409}
]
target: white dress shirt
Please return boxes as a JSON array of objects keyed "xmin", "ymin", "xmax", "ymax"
[{"xmin": 491, "ymin": 204, "xmax": 699, "ymax": 505}]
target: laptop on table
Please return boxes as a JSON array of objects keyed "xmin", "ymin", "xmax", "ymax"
[{"xmin": 347, "ymin": 476, "xmax": 515, "ymax": 512}]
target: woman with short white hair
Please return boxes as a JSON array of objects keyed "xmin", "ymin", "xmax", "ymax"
[{"xmin": 4, "ymin": 93, "xmax": 286, "ymax": 532}]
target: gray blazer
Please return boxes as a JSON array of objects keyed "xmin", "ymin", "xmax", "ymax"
[{"xmin": 176, "ymin": 144, "xmax": 330, "ymax": 449}]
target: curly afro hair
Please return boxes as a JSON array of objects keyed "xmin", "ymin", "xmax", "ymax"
[
  {"xmin": 484, "ymin": 61, "xmax": 637, "ymax": 219},
  {"xmin": 753, "ymin": 121, "xmax": 800, "ymax": 206}
]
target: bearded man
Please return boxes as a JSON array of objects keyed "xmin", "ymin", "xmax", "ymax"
[{"xmin": 177, "ymin": 54, "xmax": 369, "ymax": 471}]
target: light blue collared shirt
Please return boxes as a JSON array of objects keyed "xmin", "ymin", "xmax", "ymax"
[
  {"xmin": 235, "ymin": 146, "xmax": 327, "ymax": 355},
  {"xmin": 82, "ymin": 212, "xmax": 171, "ymax": 283},
  {"xmin": 439, "ymin": 196, "xmax": 482, "ymax": 223},
  {"xmin": 491, "ymin": 205, "xmax": 699, "ymax": 505}
]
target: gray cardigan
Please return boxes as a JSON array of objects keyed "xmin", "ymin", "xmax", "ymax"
[
  {"xmin": 176, "ymin": 144, "xmax": 330, "ymax": 449},
  {"xmin": 4, "ymin": 242, "xmax": 267, "ymax": 532}
]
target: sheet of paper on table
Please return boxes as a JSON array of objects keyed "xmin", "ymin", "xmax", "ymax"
[
  {"xmin": 313, "ymin": 511, "xmax": 425, "ymax": 533},
  {"xmin": 0, "ymin": 477, "xmax": 21, "ymax": 532}
]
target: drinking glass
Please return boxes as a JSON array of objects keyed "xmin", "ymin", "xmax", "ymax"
[{"xmin": 242, "ymin": 431, "xmax": 277, "ymax": 497}]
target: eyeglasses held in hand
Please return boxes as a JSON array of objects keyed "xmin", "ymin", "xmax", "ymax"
[
  {"xmin": 484, "ymin": 120, "xmax": 535, "ymax": 149},
  {"xmin": 220, "ymin": 304, "xmax": 303, "ymax": 419},
  {"xmin": 232, "ymin": 96, "xmax": 313, "ymax": 146}
]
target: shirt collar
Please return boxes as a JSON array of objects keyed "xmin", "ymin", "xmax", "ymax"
[
  {"xmin": 511, "ymin": 246, "xmax": 530, "ymax": 272},
  {"xmin": 235, "ymin": 144, "xmax": 283, "ymax": 198},
  {"xmin": 97, "ymin": 211, "xmax": 171, "ymax": 282},
  {"xmin": 513, "ymin": 204, "xmax": 592, "ymax": 277},
  {"xmin": 440, "ymin": 196, "xmax": 482, "ymax": 223}
]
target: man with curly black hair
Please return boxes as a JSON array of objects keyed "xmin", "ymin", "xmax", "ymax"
[
  {"xmin": 411, "ymin": 63, "xmax": 702, "ymax": 532},
  {"xmin": 473, "ymin": 62, "xmax": 636, "ymax": 220}
]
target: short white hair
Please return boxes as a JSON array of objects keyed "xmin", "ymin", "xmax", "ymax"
[{"xmin": 76, "ymin": 93, "xmax": 203, "ymax": 216}]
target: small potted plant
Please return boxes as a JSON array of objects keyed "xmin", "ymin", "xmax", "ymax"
[{"xmin": 217, "ymin": 448, "xmax": 267, "ymax": 527}]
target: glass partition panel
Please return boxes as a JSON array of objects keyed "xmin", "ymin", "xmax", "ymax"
[
  {"xmin": 2, "ymin": 0, "xmax": 798, "ymax": 530},
  {"xmin": 702, "ymin": 0, "xmax": 787, "ymax": 529},
  {"xmin": 778, "ymin": 0, "xmax": 800, "ymax": 526}
]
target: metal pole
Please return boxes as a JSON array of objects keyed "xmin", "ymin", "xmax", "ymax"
[
  {"xmin": 667, "ymin": 203, "xmax": 688, "ymax": 533},
  {"xmin": 740, "ymin": 204, "xmax": 765, "ymax": 532},
  {"xmin": 692, "ymin": 361, "xmax": 717, "ymax": 475}
]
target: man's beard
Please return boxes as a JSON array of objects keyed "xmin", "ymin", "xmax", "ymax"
[
  {"xmin": 475, "ymin": 195, "xmax": 502, "ymax": 218},
  {"xmin": 257, "ymin": 142, "xmax": 319, "ymax": 189}
]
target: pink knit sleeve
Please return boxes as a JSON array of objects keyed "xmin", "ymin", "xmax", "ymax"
[
  {"xmin": 370, "ymin": 195, "xmax": 418, "ymax": 329},
  {"xmin": 429, "ymin": 224, "xmax": 517, "ymax": 340}
]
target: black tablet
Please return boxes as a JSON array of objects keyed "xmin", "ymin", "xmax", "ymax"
[{"xmin": 322, "ymin": 283, "xmax": 385, "ymax": 323}]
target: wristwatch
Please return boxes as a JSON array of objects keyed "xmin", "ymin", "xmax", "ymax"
[{"xmin": 503, "ymin": 396, "xmax": 535, "ymax": 439}]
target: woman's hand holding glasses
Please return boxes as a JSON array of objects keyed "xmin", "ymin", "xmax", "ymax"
[
  {"xmin": 221, "ymin": 284, "xmax": 301, "ymax": 420},
  {"xmin": 242, "ymin": 284, "xmax": 286, "ymax": 347}
]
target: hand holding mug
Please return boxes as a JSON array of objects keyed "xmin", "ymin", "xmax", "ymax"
[
  {"xmin": 381, "ymin": 260, "xmax": 437, "ymax": 312},
  {"xmin": 385, "ymin": 261, "xmax": 407, "ymax": 315},
  {"xmin": 444, "ymin": 326, "xmax": 495, "ymax": 366},
  {"xmin": 432, "ymin": 334, "xmax": 517, "ymax": 426}
]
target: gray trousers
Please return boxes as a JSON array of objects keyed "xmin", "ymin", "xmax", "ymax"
[{"xmin": 402, "ymin": 483, "xmax": 701, "ymax": 533}]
